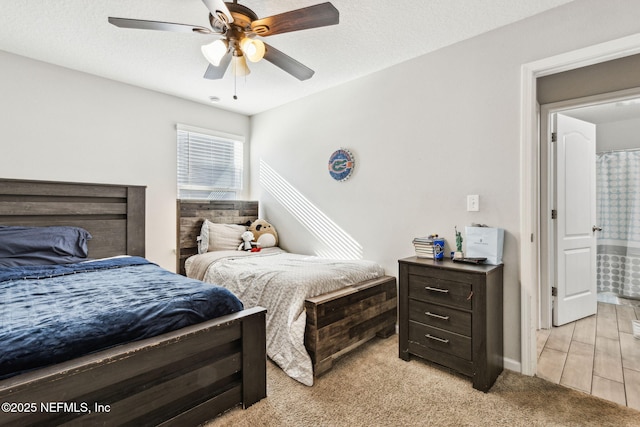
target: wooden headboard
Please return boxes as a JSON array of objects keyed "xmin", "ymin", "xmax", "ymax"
[
  {"xmin": 0, "ymin": 178, "xmax": 146, "ymax": 259},
  {"xmin": 177, "ymin": 200, "xmax": 258, "ymax": 274}
]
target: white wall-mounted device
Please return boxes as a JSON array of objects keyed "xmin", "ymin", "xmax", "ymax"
[{"xmin": 467, "ymin": 195, "xmax": 479, "ymax": 212}]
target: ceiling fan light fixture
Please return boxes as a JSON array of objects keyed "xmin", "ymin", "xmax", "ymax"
[
  {"xmin": 201, "ymin": 39, "xmax": 229, "ymax": 66},
  {"xmin": 110, "ymin": 1, "xmax": 340, "ymax": 83},
  {"xmin": 240, "ymin": 38, "xmax": 265, "ymax": 63}
]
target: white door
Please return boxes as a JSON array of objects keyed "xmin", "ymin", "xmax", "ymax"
[{"xmin": 553, "ymin": 113, "xmax": 598, "ymax": 326}]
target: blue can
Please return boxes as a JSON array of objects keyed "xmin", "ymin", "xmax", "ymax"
[{"xmin": 433, "ymin": 238, "xmax": 445, "ymax": 260}]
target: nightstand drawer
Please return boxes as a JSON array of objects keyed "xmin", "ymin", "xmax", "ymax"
[
  {"xmin": 409, "ymin": 299, "xmax": 471, "ymax": 337},
  {"xmin": 409, "ymin": 321, "xmax": 472, "ymax": 360},
  {"xmin": 408, "ymin": 274, "xmax": 472, "ymax": 309}
]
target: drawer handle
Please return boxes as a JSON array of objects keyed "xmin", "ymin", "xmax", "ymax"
[
  {"xmin": 425, "ymin": 286, "xmax": 449, "ymax": 293},
  {"xmin": 425, "ymin": 311, "xmax": 450, "ymax": 320},
  {"xmin": 425, "ymin": 334, "xmax": 449, "ymax": 344}
]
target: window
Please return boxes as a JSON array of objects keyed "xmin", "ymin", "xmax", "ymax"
[{"xmin": 177, "ymin": 125, "xmax": 244, "ymax": 200}]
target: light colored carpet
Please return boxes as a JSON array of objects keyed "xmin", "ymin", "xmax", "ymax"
[{"xmin": 206, "ymin": 335, "xmax": 640, "ymax": 427}]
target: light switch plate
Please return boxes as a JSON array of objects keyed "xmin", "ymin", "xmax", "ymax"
[{"xmin": 467, "ymin": 195, "xmax": 479, "ymax": 211}]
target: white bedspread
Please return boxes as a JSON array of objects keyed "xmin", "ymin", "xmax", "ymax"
[{"xmin": 185, "ymin": 248, "xmax": 384, "ymax": 385}]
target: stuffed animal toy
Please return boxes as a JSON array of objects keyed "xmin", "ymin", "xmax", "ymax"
[
  {"xmin": 248, "ymin": 219, "xmax": 278, "ymax": 248},
  {"xmin": 238, "ymin": 230, "xmax": 255, "ymax": 251}
]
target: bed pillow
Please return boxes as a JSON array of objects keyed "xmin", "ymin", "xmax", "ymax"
[
  {"xmin": 0, "ymin": 225, "xmax": 92, "ymax": 267},
  {"xmin": 198, "ymin": 220, "xmax": 247, "ymax": 253}
]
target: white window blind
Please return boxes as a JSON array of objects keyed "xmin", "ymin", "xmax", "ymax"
[{"xmin": 177, "ymin": 126, "xmax": 244, "ymax": 200}]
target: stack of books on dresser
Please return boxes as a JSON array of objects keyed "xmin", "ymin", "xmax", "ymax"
[{"xmin": 412, "ymin": 236, "xmax": 436, "ymax": 259}]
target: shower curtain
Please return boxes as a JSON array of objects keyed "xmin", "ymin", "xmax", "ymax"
[{"xmin": 596, "ymin": 150, "xmax": 640, "ymax": 299}]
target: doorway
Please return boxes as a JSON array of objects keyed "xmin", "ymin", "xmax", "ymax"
[
  {"xmin": 539, "ymin": 92, "xmax": 640, "ymax": 330},
  {"xmin": 520, "ymin": 33, "xmax": 640, "ymax": 378},
  {"xmin": 536, "ymin": 95, "xmax": 640, "ymax": 409}
]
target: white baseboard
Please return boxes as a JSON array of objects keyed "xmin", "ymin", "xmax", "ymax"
[{"xmin": 503, "ymin": 357, "xmax": 522, "ymax": 374}]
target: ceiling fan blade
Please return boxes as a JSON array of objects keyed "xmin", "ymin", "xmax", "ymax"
[
  {"xmin": 251, "ymin": 2, "xmax": 339, "ymax": 36},
  {"xmin": 203, "ymin": 53, "xmax": 232, "ymax": 80},
  {"xmin": 201, "ymin": 0, "xmax": 234, "ymax": 25},
  {"xmin": 108, "ymin": 17, "xmax": 212, "ymax": 34},
  {"xmin": 263, "ymin": 43, "xmax": 314, "ymax": 81}
]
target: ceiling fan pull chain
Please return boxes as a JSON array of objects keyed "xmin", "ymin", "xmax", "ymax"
[{"xmin": 233, "ymin": 67, "xmax": 238, "ymax": 100}]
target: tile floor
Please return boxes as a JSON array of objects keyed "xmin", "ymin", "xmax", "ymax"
[{"xmin": 536, "ymin": 296, "xmax": 640, "ymax": 410}]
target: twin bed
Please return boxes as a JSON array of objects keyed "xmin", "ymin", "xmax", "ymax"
[{"xmin": 177, "ymin": 200, "xmax": 397, "ymax": 385}]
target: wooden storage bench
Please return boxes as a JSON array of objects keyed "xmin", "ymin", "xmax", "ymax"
[{"xmin": 305, "ymin": 275, "xmax": 397, "ymax": 377}]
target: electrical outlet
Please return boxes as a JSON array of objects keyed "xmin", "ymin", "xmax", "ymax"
[{"xmin": 467, "ymin": 195, "xmax": 479, "ymax": 212}]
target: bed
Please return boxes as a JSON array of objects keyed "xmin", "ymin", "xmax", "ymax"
[
  {"xmin": 177, "ymin": 200, "xmax": 397, "ymax": 386},
  {"xmin": 0, "ymin": 179, "xmax": 267, "ymax": 426}
]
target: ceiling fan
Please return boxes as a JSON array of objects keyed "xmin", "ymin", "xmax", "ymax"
[{"xmin": 108, "ymin": 0, "xmax": 339, "ymax": 82}]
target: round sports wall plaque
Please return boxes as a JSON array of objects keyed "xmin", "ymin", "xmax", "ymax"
[{"xmin": 328, "ymin": 149, "xmax": 355, "ymax": 182}]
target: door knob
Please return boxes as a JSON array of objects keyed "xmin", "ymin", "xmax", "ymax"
[{"xmin": 592, "ymin": 225, "xmax": 602, "ymax": 232}]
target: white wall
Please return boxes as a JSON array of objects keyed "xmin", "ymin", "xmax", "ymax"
[
  {"xmin": 0, "ymin": 51, "xmax": 249, "ymax": 271},
  {"xmin": 249, "ymin": 0, "xmax": 640, "ymax": 370}
]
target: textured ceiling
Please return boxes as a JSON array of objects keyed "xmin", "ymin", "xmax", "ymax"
[{"xmin": 0, "ymin": 0, "xmax": 575, "ymax": 116}]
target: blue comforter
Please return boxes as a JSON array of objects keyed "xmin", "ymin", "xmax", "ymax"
[{"xmin": 0, "ymin": 257, "xmax": 243, "ymax": 379}]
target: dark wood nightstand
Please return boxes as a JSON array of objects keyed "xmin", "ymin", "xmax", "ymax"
[{"xmin": 398, "ymin": 257, "xmax": 503, "ymax": 392}]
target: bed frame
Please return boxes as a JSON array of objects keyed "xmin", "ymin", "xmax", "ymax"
[
  {"xmin": 0, "ymin": 179, "xmax": 266, "ymax": 426},
  {"xmin": 178, "ymin": 200, "xmax": 397, "ymax": 378}
]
